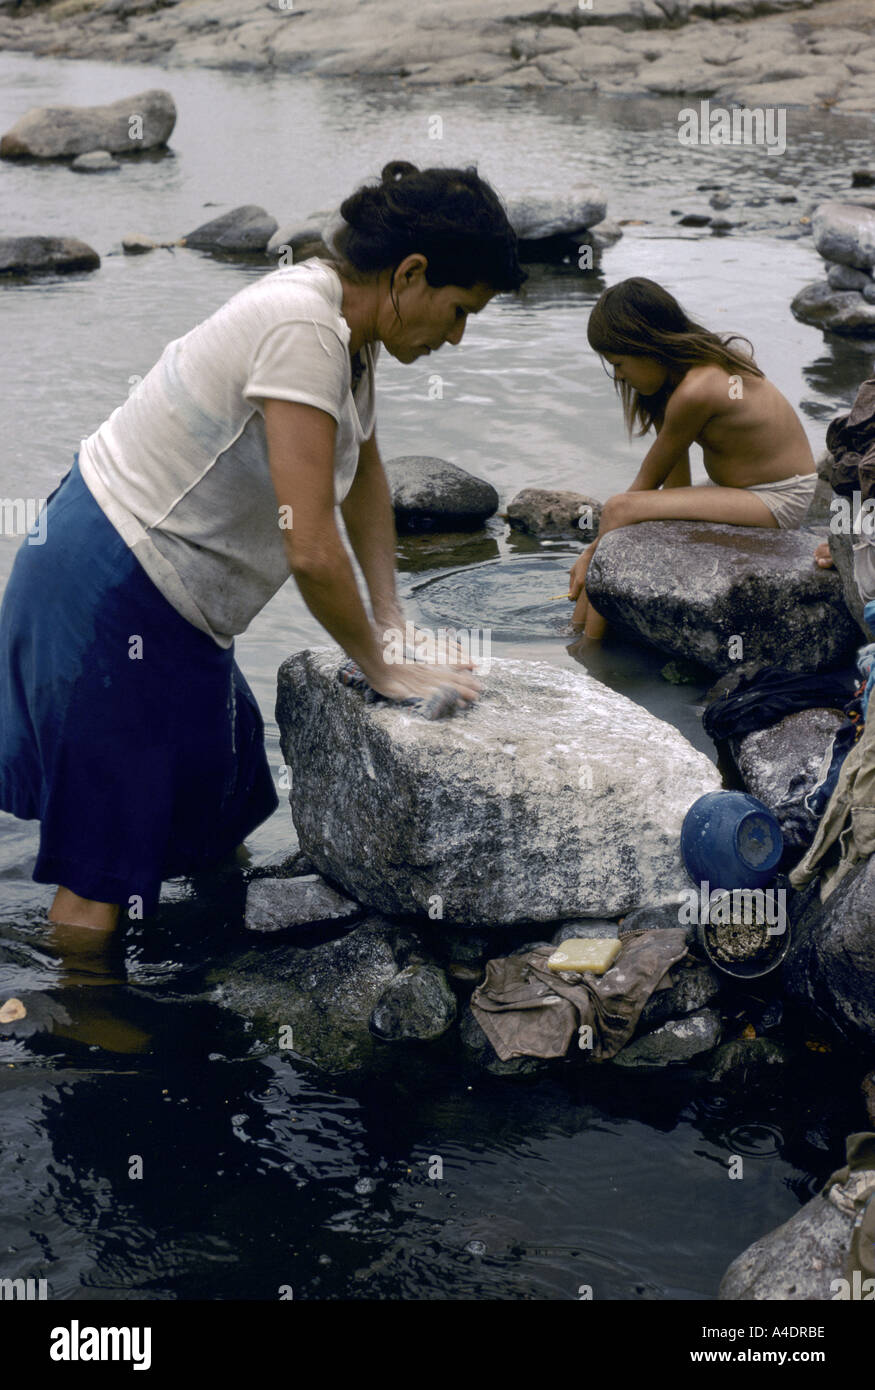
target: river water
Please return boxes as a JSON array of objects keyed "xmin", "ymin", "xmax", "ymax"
[{"xmin": 0, "ymin": 51, "xmax": 872, "ymax": 1301}]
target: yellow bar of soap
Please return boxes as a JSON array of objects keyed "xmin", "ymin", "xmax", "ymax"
[{"xmin": 547, "ymin": 938, "xmax": 622, "ymax": 975}]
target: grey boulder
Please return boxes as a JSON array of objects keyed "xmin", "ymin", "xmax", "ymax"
[
  {"xmin": 505, "ymin": 487, "xmax": 602, "ymax": 540},
  {"xmin": 719, "ymin": 1192, "xmax": 855, "ymax": 1300},
  {"xmin": 0, "ymin": 235, "xmax": 99, "ymax": 276},
  {"xmin": 791, "ymin": 281, "xmax": 875, "ymax": 335},
  {"xmin": 0, "ymin": 89, "xmax": 176, "ymax": 159},
  {"xmin": 730, "ymin": 708, "xmax": 846, "ymax": 850},
  {"xmin": 276, "ymin": 648, "xmax": 721, "ymax": 925},
  {"xmin": 369, "ymin": 964, "xmax": 457, "ymax": 1041},
  {"xmin": 637, "ymin": 958, "xmax": 723, "ymax": 1031},
  {"xmin": 585, "ymin": 520, "xmax": 859, "ymax": 673},
  {"xmin": 506, "ymin": 186, "xmax": 607, "ymax": 240},
  {"xmin": 183, "ymin": 205, "xmax": 278, "ymax": 253},
  {"xmin": 812, "ymin": 201, "xmax": 875, "ymax": 270},
  {"xmin": 382, "ymin": 455, "xmax": 499, "ymax": 532},
  {"xmin": 784, "ymin": 855, "xmax": 875, "ymax": 1044},
  {"xmin": 244, "ymin": 874, "xmax": 361, "ymax": 933}
]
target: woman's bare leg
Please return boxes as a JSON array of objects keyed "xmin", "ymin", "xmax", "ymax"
[
  {"xmin": 572, "ymin": 484, "xmax": 779, "ymax": 640},
  {"xmin": 49, "ymin": 886, "xmax": 119, "ymax": 933}
]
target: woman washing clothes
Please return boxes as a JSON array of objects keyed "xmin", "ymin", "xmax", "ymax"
[{"xmin": 0, "ymin": 161, "xmax": 525, "ymax": 949}]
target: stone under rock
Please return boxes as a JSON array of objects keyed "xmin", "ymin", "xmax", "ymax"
[
  {"xmin": 276, "ymin": 649, "xmax": 721, "ymax": 925},
  {"xmin": 369, "ymin": 964, "xmax": 457, "ymax": 1041},
  {"xmin": 122, "ymin": 233, "xmax": 158, "ymax": 254},
  {"xmin": 585, "ymin": 520, "xmax": 859, "ymax": 673},
  {"xmin": 791, "ymin": 281, "xmax": 875, "ymax": 335},
  {"xmin": 826, "ymin": 262, "xmax": 873, "ymax": 293},
  {"xmin": 719, "ymin": 1192, "xmax": 854, "ymax": 1300},
  {"xmin": 209, "ymin": 916, "xmax": 427, "ymax": 1072},
  {"xmin": 612, "ymin": 1008, "xmax": 722, "ymax": 1068},
  {"xmin": 0, "ymin": 89, "xmax": 176, "ymax": 158},
  {"xmin": 784, "ymin": 855, "xmax": 875, "ymax": 1045},
  {"xmin": 552, "ymin": 920, "xmax": 621, "ymax": 944},
  {"xmin": 243, "ymin": 874, "xmax": 362, "ymax": 933},
  {"xmin": 730, "ymin": 708, "xmax": 846, "ymax": 850},
  {"xmin": 0, "ymin": 236, "xmax": 100, "ymax": 276},
  {"xmin": 504, "ymin": 487, "xmax": 602, "ymax": 540},
  {"xmin": 382, "ymin": 455, "xmax": 499, "ymax": 532},
  {"xmin": 182, "ymin": 205, "xmax": 278, "ymax": 253},
  {"xmin": 706, "ymin": 1036, "xmax": 790, "ymax": 1090},
  {"xmin": 70, "ymin": 150, "xmax": 120, "ymax": 172}
]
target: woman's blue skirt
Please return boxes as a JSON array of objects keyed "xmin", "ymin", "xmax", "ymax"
[{"xmin": 0, "ymin": 454, "xmax": 279, "ymax": 917}]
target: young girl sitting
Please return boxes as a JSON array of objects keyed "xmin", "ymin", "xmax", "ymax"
[{"xmin": 570, "ymin": 277, "xmax": 817, "ymax": 639}]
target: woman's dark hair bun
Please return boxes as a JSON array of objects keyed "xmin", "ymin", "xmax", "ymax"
[
  {"xmin": 335, "ymin": 162, "xmax": 525, "ymax": 293},
  {"xmin": 381, "ymin": 160, "xmax": 419, "ymax": 185}
]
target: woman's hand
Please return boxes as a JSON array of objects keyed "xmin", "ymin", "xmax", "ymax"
[
  {"xmin": 362, "ymin": 650, "xmax": 483, "ymax": 706},
  {"xmin": 373, "ymin": 612, "xmax": 477, "ymax": 670}
]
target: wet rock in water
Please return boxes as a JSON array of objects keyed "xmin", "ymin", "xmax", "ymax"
[
  {"xmin": 784, "ymin": 855, "xmax": 875, "ymax": 1044},
  {"xmin": 459, "ymin": 1004, "xmax": 546, "ymax": 1077},
  {"xmin": 266, "ymin": 218, "xmax": 328, "ymax": 259},
  {"xmin": 71, "ymin": 150, "xmax": 120, "ymax": 172},
  {"xmin": 506, "ymin": 186, "xmax": 607, "ymax": 241},
  {"xmin": 0, "ymin": 89, "xmax": 176, "ymax": 159},
  {"xmin": 585, "ymin": 520, "xmax": 859, "ymax": 674},
  {"xmin": 585, "ymin": 217, "xmax": 623, "ymax": 250},
  {"xmin": 505, "ymin": 487, "xmax": 601, "ymax": 540},
  {"xmin": 244, "ymin": 874, "xmax": 361, "ymax": 933},
  {"xmin": 812, "ymin": 201, "xmax": 875, "ymax": 270},
  {"xmin": 830, "ymin": 531, "xmax": 875, "ymax": 637},
  {"xmin": 710, "ymin": 216, "xmax": 734, "ymax": 232},
  {"xmin": 709, "ymin": 190, "xmax": 732, "ymax": 210},
  {"xmin": 730, "ymin": 708, "xmax": 846, "ymax": 850},
  {"xmin": 791, "ymin": 281, "xmax": 875, "ymax": 335},
  {"xmin": 826, "ymin": 261, "xmax": 873, "ymax": 293},
  {"xmin": 678, "ymin": 212, "xmax": 711, "ymax": 227},
  {"xmin": 0, "ymin": 235, "xmax": 100, "ymax": 276},
  {"xmin": 209, "ymin": 916, "xmax": 426, "ymax": 1073},
  {"xmin": 122, "ymin": 233, "xmax": 158, "ymax": 254},
  {"xmin": 852, "ymin": 170, "xmax": 875, "ymax": 189},
  {"xmin": 706, "ymin": 1036, "xmax": 790, "ymax": 1090},
  {"xmin": 613, "ymin": 1008, "xmax": 722, "ymax": 1068},
  {"xmin": 276, "ymin": 649, "xmax": 721, "ymax": 925},
  {"xmin": 182, "ymin": 205, "xmax": 279, "ymax": 254},
  {"xmin": 719, "ymin": 1192, "xmax": 854, "ymax": 1300},
  {"xmin": 637, "ymin": 959, "xmax": 723, "ymax": 1031},
  {"xmin": 369, "ymin": 963, "xmax": 457, "ymax": 1041},
  {"xmin": 382, "ymin": 455, "xmax": 498, "ymax": 533},
  {"xmin": 660, "ymin": 657, "xmax": 706, "ymax": 684}
]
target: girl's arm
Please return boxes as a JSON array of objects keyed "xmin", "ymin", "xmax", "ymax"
[{"xmin": 626, "ymin": 379, "xmax": 711, "ymax": 491}]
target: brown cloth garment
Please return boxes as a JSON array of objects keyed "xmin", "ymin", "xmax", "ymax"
[
  {"xmin": 821, "ymin": 1131, "xmax": 875, "ymax": 1282},
  {"xmin": 470, "ymin": 929, "xmax": 689, "ymax": 1062},
  {"xmin": 824, "ymin": 376, "xmax": 875, "ymax": 506}
]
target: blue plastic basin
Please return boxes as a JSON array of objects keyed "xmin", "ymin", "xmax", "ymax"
[{"xmin": 681, "ymin": 791, "xmax": 783, "ymax": 892}]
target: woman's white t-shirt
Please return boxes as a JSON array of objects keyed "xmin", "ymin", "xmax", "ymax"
[{"xmin": 78, "ymin": 258, "xmax": 378, "ymax": 648}]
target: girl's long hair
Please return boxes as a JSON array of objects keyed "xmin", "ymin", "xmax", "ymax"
[{"xmin": 587, "ymin": 277, "xmax": 763, "ymax": 435}]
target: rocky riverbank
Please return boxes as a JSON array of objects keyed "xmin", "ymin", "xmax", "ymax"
[{"xmin": 1, "ymin": 0, "xmax": 875, "ymax": 116}]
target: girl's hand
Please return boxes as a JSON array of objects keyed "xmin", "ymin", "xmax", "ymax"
[{"xmin": 569, "ymin": 543, "xmax": 597, "ymax": 601}]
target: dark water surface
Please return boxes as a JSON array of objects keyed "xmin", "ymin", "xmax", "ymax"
[{"xmin": 1, "ymin": 52, "xmax": 873, "ymax": 1300}]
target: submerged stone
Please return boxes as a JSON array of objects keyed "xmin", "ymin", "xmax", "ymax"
[
  {"xmin": 369, "ymin": 964, "xmax": 457, "ymax": 1041},
  {"xmin": 276, "ymin": 649, "xmax": 721, "ymax": 925},
  {"xmin": 243, "ymin": 874, "xmax": 361, "ymax": 933}
]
